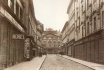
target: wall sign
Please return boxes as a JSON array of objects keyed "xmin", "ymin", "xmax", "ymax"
[{"xmin": 12, "ymin": 34, "xmax": 24, "ymax": 39}]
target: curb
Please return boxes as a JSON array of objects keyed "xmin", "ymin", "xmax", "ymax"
[
  {"xmin": 58, "ymin": 55, "xmax": 95, "ymax": 70},
  {"xmin": 39, "ymin": 55, "xmax": 47, "ymax": 70}
]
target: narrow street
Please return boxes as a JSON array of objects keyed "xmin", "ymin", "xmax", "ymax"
[
  {"xmin": 0, "ymin": 0, "xmax": 104, "ymax": 70},
  {"xmin": 4, "ymin": 54, "xmax": 95, "ymax": 70},
  {"xmin": 40, "ymin": 54, "xmax": 93, "ymax": 70}
]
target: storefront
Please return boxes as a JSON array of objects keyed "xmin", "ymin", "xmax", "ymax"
[
  {"xmin": 24, "ymin": 36, "xmax": 37, "ymax": 61},
  {"xmin": 67, "ymin": 39, "xmax": 75, "ymax": 57},
  {"xmin": 74, "ymin": 30, "xmax": 104, "ymax": 64},
  {"xmin": 0, "ymin": 13, "xmax": 25, "ymax": 68}
]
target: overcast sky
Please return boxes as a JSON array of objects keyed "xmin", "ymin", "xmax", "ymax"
[{"xmin": 33, "ymin": 0, "xmax": 70, "ymax": 31}]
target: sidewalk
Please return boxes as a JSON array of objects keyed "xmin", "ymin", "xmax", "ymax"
[
  {"xmin": 60, "ymin": 55, "xmax": 104, "ymax": 70},
  {"xmin": 4, "ymin": 55, "xmax": 46, "ymax": 70}
]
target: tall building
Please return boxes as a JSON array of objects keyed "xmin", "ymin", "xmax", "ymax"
[
  {"xmin": 0, "ymin": 0, "xmax": 26, "ymax": 69},
  {"xmin": 74, "ymin": 0, "xmax": 104, "ymax": 64},
  {"xmin": 62, "ymin": 0, "xmax": 104, "ymax": 64},
  {"xmin": 23, "ymin": 0, "xmax": 38, "ymax": 60},
  {"xmin": 0, "ymin": 0, "xmax": 39, "ymax": 69},
  {"xmin": 36, "ymin": 21, "xmax": 44, "ymax": 54},
  {"xmin": 42, "ymin": 28, "xmax": 62, "ymax": 54},
  {"xmin": 61, "ymin": 0, "xmax": 75, "ymax": 56}
]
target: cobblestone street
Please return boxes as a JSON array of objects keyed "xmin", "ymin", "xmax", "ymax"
[{"xmin": 40, "ymin": 54, "xmax": 94, "ymax": 70}]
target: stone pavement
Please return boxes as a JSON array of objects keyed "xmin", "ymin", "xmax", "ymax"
[
  {"xmin": 40, "ymin": 54, "xmax": 93, "ymax": 70},
  {"xmin": 60, "ymin": 55, "xmax": 104, "ymax": 70},
  {"xmin": 4, "ymin": 54, "xmax": 104, "ymax": 70},
  {"xmin": 4, "ymin": 55, "xmax": 46, "ymax": 70}
]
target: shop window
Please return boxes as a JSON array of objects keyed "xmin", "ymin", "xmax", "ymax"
[{"xmin": 27, "ymin": 47, "xmax": 30, "ymax": 50}]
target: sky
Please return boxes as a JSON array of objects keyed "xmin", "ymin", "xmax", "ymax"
[{"xmin": 33, "ymin": 0, "xmax": 70, "ymax": 31}]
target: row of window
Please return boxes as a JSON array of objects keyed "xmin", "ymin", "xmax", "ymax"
[
  {"xmin": 82, "ymin": 17, "xmax": 97, "ymax": 37},
  {"xmin": 43, "ymin": 42, "xmax": 61, "ymax": 47},
  {"xmin": 81, "ymin": 0, "xmax": 97, "ymax": 4},
  {"xmin": 43, "ymin": 37, "xmax": 61, "ymax": 40},
  {"xmin": 7, "ymin": 0, "xmax": 23, "ymax": 21},
  {"xmin": 76, "ymin": 0, "xmax": 98, "ymax": 19}
]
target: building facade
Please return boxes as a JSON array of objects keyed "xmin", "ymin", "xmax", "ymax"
[
  {"xmin": 61, "ymin": 0, "xmax": 75, "ymax": 56},
  {"xmin": 23, "ymin": 0, "xmax": 38, "ymax": 60},
  {"xmin": 0, "ymin": 0, "xmax": 39, "ymax": 69},
  {"xmin": 42, "ymin": 28, "xmax": 62, "ymax": 54},
  {"xmin": 36, "ymin": 21, "xmax": 44, "ymax": 54},
  {"xmin": 62, "ymin": 0, "xmax": 104, "ymax": 64},
  {"xmin": 74, "ymin": 0, "xmax": 104, "ymax": 64},
  {"xmin": 0, "ymin": 0, "xmax": 26, "ymax": 69},
  {"xmin": 61, "ymin": 21, "xmax": 69, "ymax": 55}
]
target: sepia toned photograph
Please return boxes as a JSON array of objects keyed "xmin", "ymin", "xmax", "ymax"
[{"xmin": 0, "ymin": 0, "xmax": 104, "ymax": 70}]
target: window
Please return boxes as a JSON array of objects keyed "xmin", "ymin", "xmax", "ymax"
[
  {"xmin": 82, "ymin": 5, "xmax": 83, "ymax": 14},
  {"xmin": 53, "ymin": 41, "xmax": 56, "ymax": 47},
  {"xmin": 79, "ymin": 18, "xmax": 80, "ymax": 30},
  {"xmin": 58, "ymin": 42, "xmax": 60, "ymax": 47},
  {"xmin": 8, "ymin": 0, "xmax": 14, "ymax": 11},
  {"xmin": 16, "ymin": 1, "xmax": 20, "ymax": 18},
  {"xmin": 51, "ymin": 37, "xmax": 53, "ymax": 39},
  {"xmin": 81, "ymin": 0, "xmax": 83, "ymax": 3},
  {"xmin": 87, "ymin": 22, "xmax": 89, "ymax": 34},
  {"xmin": 87, "ymin": 0, "xmax": 89, "ymax": 9},
  {"xmin": 5, "ymin": 0, "xmax": 8, "ymax": 5},
  {"xmin": 43, "ymin": 41, "xmax": 46, "ymax": 46},
  {"xmin": 93, "ymin": 0, "xmax": 97, "ymax": 3},
  {"xmin": 77, "ymin": 12, "xmax": 78, "ymax": 18},
  {"xmin": 48, "ymin": 41, "xmax": 51, "ymax": 47},
  {"xmin": 102, "ymin": 11, "xmax": 104, "ymax": 27},
  {"xmin": 20, "ymin": 8, "xmax": 23, "ymax": 21},
  {"xmin": 84, "ymin": 21, "xmax": 86, "ymax": 36},
  {"xmin": 44, "ymin": 37, "xmax": 46, "ymax": 39},
  {"xmin": 82, "ymin": 26, "xmax": 83, "ymax": 37},
  {"xmin": 94, "ymin": 17, "xmax": 96, "ymax": 30},
  {"xmin": 54, "ymin": 44, "xmax": 55, "ymax": 47}
]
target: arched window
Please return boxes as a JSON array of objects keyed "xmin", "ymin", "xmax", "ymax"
[
  {"xmin": 48, "ymin": 41, "xmax": 52, "ymax": 47},
  {"xmin": 53, "ymin": 41, "xmax": 56, "ymax": 47},
  {"xmin": 43, "ymin": 41, "xmax": 46, "ymax": 47},
  {"xmin": 58, "ymin": 42, "xmax": 60, "ymax": 47}
]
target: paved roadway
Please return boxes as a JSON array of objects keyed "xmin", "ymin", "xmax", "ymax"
[{"xmin": 40, "ymin": 54, "xmax": 94, "ymax": 70}]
